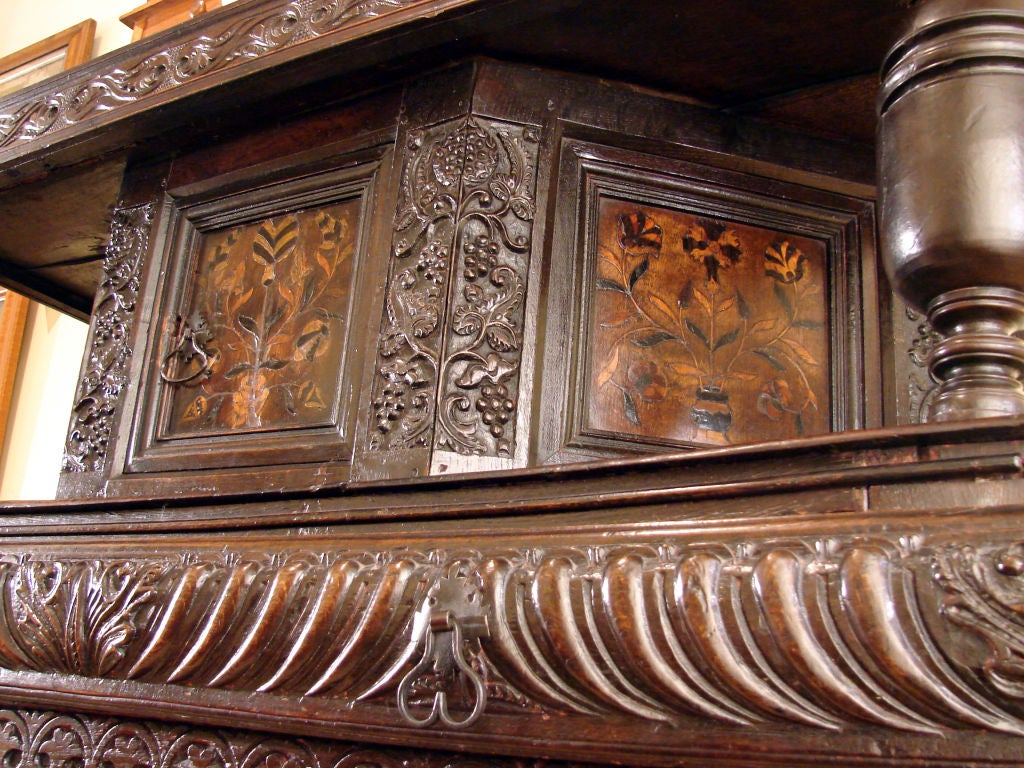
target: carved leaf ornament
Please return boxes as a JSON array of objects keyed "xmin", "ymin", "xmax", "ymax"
[
  {"xmin": 1, "ymin": 541, "xmax": 1024, "ymax": 734},
  {"xmin": 0, "ymin": 1, "xmax": 423, "ymax": 150},
  {"xmin": 0, "ymin": 706, "xmax": 580, "ymax": 768},
  {"xmin": 64, "ymin": 204, "xmax": 152, "ymax": 473},
  {"xmin": 371, "ymin": 118, "xmax": 538, "ymax": 456}
]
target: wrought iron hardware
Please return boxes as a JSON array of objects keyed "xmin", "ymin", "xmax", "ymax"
[
  {"xmin": 159, "ymin": 312, "xmax": 215, "ymax": 385},
  {"xmin": 396, "ymin": 566, "xmax": 489, "ymax": 729}
]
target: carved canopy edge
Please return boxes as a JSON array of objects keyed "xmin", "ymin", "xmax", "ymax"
[
  {"xmin": 0, "ymin": 0, "xmax": 493, "ymax": 178},
  {"xmin": 1, "ymin": 519, "xmax": 1024, "ymax": 764}
]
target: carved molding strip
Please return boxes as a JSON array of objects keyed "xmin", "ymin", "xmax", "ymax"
[
  {"xmin": 905, "ymin": 305, "xmax": 939, "ymax": 422},
  {"xmin": 2, "ymin": 539, "xmax": 1024, "ymax": 734},
  {"xmin": 0, "ymin": 0, "xmax": 424, "ymax": 152},
  {"xmin": 63, "ymin": 203, "xmax": 153, "ymax": 473},
  {"xmin": 370, "ymin": 117, "xmax": 538, "ymax": 456},
  {"xmin": 0, "ymin": 706, "xmax": 579, "ymax": 768}
]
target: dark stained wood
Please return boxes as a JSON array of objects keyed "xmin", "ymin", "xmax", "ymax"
[
  {"xmin": 3, "ymin": 2, "xmax": 1024, "ymax": 768},
  {"xmin": 732, "ymin": 75, "xmax": 883, "ymax": 145},
  {"xmin": 0, "ymin": 159, "xmax": 124, "ymax": 318}
]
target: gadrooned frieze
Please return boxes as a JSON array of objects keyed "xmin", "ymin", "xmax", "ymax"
[{"xmin": 0, "ymin": 538, "xmax": 1023, "ymax": 735}]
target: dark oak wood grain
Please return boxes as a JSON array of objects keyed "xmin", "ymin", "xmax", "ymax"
[{"xmin": 1, "ymin": 2, "xmax": 1023, "ymax": 767}]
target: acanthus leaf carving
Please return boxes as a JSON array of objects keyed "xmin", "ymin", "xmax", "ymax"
[
  {"xmin": 935, "ymin": 542, "xmax": 1024, "ymax": 700},
  {"xmin": 63, "ymin": 203, "xmax": 153, "ymax": 474}
]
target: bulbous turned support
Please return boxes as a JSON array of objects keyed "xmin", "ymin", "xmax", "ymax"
[
  {"xmin": 879, "ymin": 0, "xmax": 1024, "ymax": 421},
  {"xmin": 926, "ymin": 287, "xmax": 1024, "ymax": 420}
]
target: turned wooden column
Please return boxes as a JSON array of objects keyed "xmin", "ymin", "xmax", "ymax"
[{"xmin": 879, "ymin": 0, "xmax": 1024, "ymax": 421}]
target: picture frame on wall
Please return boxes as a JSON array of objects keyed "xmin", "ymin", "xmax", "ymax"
[{"xmin": 0, "ymin": 19, "xmax": 96, "ymax": 100}]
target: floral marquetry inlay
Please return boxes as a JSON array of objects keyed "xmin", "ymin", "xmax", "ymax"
[
  {"xmin": 161, "ymin": 201, "xmax": 359, "ymax": 437},
  {"xmin": 589, "ymin": 202, "xmax": 830, "ymax": 447}
]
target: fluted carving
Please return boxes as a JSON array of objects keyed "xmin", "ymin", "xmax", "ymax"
[{"xmin": 0, "ymin": 539, "xmax": 1023, "ymax": 734}]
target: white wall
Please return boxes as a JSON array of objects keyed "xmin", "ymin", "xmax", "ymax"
[
  {"xmin": 0, "ymin": 0, "xmax": 233, "ymax": 499},
  {"xmin": 0, "ymin": 304, "xmax": 89, "ymax": 499},
  {"xmin": 0, "ymin": 0, "xmax": 134, "ymax": 60}
]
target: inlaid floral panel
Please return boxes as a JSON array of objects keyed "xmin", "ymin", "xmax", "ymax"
[
  {"xmin": 161, "ymin": 200, "xmax": 359, "ymax": 438},
  {"xmin": 588, "ymin": 199, "xmax": 829, "ymax": 447}
]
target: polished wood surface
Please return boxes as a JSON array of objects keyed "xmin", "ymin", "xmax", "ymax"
[{"xmin": 0, "ymin": 2, "xmax": 1021, "ymax": 767}]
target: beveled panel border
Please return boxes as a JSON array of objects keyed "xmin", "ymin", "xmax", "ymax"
[
  {"xmin": 536, "ymin": 135, "xmax": 879, "ymax": 464},
  {"xmin": 125, "ymin": 143, "xmax": 388, "ymax": 475}
]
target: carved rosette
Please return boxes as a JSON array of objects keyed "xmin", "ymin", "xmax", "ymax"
[
  {"xmin": 370, "ymin": 118, "xmax": 538, "ymax": 456},
  {"xmin": 2, "ymin": 540, "xmax": 1024, "ymax": 734},
  {"xmin": 0, "ymin": 0, "xmax": 421, "ymax": 150},
  {"xmin": 63, "ymin": 204, "xmax": 153, "ymax": 473}
]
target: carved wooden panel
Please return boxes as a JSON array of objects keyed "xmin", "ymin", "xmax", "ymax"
[
  {"xmin": 63, "ymin": 203, "xmax": 153, "ymax": 475},
  {"xmin": 538, "ymin": 138, "xmax": 876, "ymax": 462},
  {"xmin": 0, "ymin": 706, "xmax": 587, "ymax": 768},
  {"xmin": 890, "ymin": 296, "xmax": 939, "ymax": 424},
  {"xmin": 364, "ymin": 114, "xmax": 539, "ymax": 473},
  {"xmin": 127, "ymin": 149, "xmax": 385, "ymax": 475},
  {"xmin": 2, "ymin": 516, "xmax": 1024, "ymax": 765},
  {"xmin": 0, "ymin": 0, "xmax": 425, "ymax": 152}
]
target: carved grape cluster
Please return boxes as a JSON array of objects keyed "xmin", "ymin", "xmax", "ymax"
[
  {"xmin": 475, "ymin": 384, "xmax": 515, "ymax": 438},
  {"xmin": 463, "ymin": 234, "xmax": 500, "ymax": 281}
]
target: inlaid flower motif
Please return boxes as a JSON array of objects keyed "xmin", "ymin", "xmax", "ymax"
[
  {"xmin": 617, "ymin": 211, "xmax": 663, "ymax": 254},
  {"xmin": 626, "ymin": 360, "xmax": 668, "ymax": 402},
  {"xmin": 763, "ymin": 240, "xmax": 806, "ymax": 284},
  {"xmin": 682, "ymin": 219, "xmax": 742, "ymax": 283},
  {"xmin": 757, "ymin": 378, "xmax": 794, "ymax": 421}
]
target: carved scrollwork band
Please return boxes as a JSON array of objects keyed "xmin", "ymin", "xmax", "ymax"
[
  {"xmin": 1, "ymin": 539, "xmax": 1024, "ymax": 734},
  {"xmin": 0, "ymin": 706, "xmax": 570, "ymax": 768},
  {"xmin": 370, "ymin": 117, "xmax": 538, "ymax": 456},
  {"xmin": 63, "ymin": 203, "xmax": 153, "ymax": 473},
  {"xmin": 0, "ymin": 0, "xmax": 422, "ymax": 151}
]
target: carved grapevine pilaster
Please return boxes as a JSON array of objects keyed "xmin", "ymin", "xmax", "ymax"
[
  {"xmin": 904, "ymin": 305, "xmax": 940, "ymax": 422},
  {"xmin": 63, "ymin": 203, "xmax": 152, "ymax": 473},
  {"xmin": 437, "ymin": 123, "xmax": 537, "ymax": 457},
  {"xmin": 370, "ymin": 118, "xmax": 538, "ymax": 456},
  {"xmin": 891, "ymin": 300, "xmax": 940, "ymax": 424}
]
